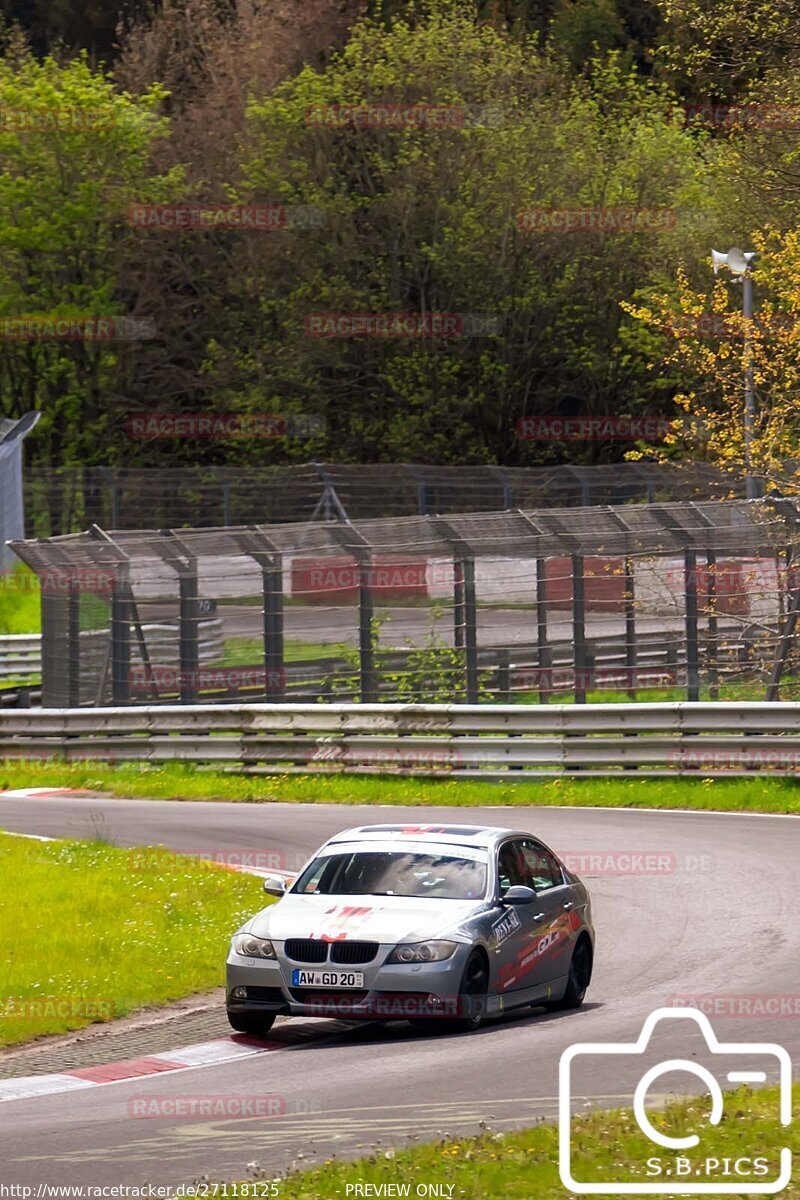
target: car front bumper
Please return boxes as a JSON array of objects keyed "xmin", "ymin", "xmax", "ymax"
[{"xmin": 226, "ymin": 941, "xmax": 473, "ymax": 1021}]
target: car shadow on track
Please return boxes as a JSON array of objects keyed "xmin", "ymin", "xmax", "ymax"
[{"xmin": 250, "ymin": 1000, "xmax": 605, "ymax": 1052}]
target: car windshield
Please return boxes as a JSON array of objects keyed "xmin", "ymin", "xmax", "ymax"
[{"xmin": 292, "ymin": 850, "xmax": 487, "ymax": 900}]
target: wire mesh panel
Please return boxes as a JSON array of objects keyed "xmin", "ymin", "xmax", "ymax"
[
  {"xmin": 23, "ymin": 462, "xmax": 743, "ymax": 536},
  {"xmin": 12, "ymin": 495, "xmax": 800, "ymax": 709}
]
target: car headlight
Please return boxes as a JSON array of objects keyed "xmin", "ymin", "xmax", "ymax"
[
  {"xmin": 233, "ymin": 933, "xmax": 277, "ymax": 959},
  {"xmin": 387, "ymin": 940, "xmax": 458, "ymax": 964}
]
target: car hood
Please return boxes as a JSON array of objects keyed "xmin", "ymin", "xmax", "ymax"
[{"xmin": 247, "ymin": 893, "xmax": 485, "ymax": 943}]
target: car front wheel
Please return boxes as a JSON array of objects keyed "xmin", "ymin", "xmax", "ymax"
[
  {"xmin": 451, "ymin": 949, "xmax": 489, "ymax": 1032},
  {"xmin": 226, "ymin": 1010, "xmax": 276, "ymax": 1036}
]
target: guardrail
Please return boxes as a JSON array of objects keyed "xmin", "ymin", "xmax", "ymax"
[
  {"xmin": 0, "ymin": 620, "xmax": 224, "ymax": 684},
  {"xmin": 1, "ymin": 701, "xmax": 799, "ymax": 775},
  {"xmin": 0, "ymin": 634, "xmax": 41, "ymax": 681}
]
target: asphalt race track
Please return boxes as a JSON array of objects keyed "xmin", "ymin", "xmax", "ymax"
[{"xmin": 0, "ymin": 794, "xmax": 798, "ymax": 1189}]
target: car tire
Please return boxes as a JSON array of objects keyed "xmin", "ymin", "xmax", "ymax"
[
  {"xmin": 544, "ymin": 938, "xmax": 591, "ymax": 1012},
  {"xmin": 226, "ymin": 1010, "xmax": 276, "ymax": 1036},
  {"xmin": 449, "ymin": 949, "xmax": 490, "ymax": 1032}
]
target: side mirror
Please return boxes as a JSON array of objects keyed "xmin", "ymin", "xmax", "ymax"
[
  {"xmin": 501, "ymin": 884, "xmax": 536, "ymax": 904},
  {"xmin": 263, "ymin": 875, "xmax": 287, "ymax": 897}
]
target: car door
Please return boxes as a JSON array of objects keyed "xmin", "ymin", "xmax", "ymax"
[
  {"xmin": 492, "ymin": 837, "xmax": 557, "ymax": 997},
  {"xmin": 517, "ymin": 839, "xmax": 577, "ymax": 987}
]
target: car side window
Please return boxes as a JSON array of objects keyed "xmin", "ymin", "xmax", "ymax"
[
  {"xmin": 497, "ymin": 839, "xmax": 536, "ymax": 895},
  {"xmin": 520, "ymin": 840, "xmax": 563, "ymax": 892}
]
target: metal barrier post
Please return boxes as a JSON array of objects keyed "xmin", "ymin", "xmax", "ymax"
[
  {"xmin": 178, "ymin": 572, "xmax": 200, "ymax": 704},
  {"xmin": 536, "ymin": 557, "xmax": 550, "ymax": 703},
  {"xmin": 706, "ymin": 548, "xmax": 718, "ymax": 699},
  {"xmin": 685, "ymin": 548, "xmax": 700, "ymax": 701},
  {"xmin": 68, "ymin": 579, "xmax": 81, "ymax": 708},
  {"xmin": 110, "ymin": 577, "xmax": 131, "ymax": 704},
  {"xmin": 358, "ymin": 561, "xmax": 377, "ymax": 702},
  {"xmin": 463, "ymin": 558, "xmax": 479, "ymax": 703},
  {"xmin": 572, "ymin": 554, "xmax": 588, "ymax": 704}
]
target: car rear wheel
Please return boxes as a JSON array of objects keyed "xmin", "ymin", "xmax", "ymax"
[
  {"xmin": 226, "ymin": 1010, "xmax": 276, "ymax": 1036},
  {"xmin": 544, "ymin": 938, "xmax": 591, "ymax": 1011}
]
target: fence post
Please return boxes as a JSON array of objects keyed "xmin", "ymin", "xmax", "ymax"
[
  {"xmin": 684, "ymin": 548, "xmax": 700, "ymax": 701},
  {"xmin": 263, "ymin": 563, "xmax": 285, "ymax": 700},
  {"xmin": 110, "ymin": 576, "xmax": 131, "ymax": 704},
  {"xmin": 453, "ymin": 559, "xmax": 465, "ymax": 652},
  {"xmin": 535, "ymin": 558, "xmax": 550, "ymax": 703},
  {"xmin": 358, "ymin": 560, "xmax": 377, "ymax": 702},
  {"xmin": 572, "ymin": 554, "xmax": 588, "ymax": 704},
  {"xmin": 706, "ymin": 548, "xmax": 718, "ymax": 699},
  {"xmin": 462, "ymin": 558, "xmax": 479, "ymax": 703},
  {"xmin": 68, "ymin": 578, "xmax": 81, "ymax": 707},
  {"xmin": 497, "ymin": 649, "xmax": 510, "ymax": 702},
  {"xmin": 624, "ymin": 555, "xmax": 637, "ymax": 701},
  {"xmin": 178, "ymin": 569, "xmax": 200, "ymax": 704}
]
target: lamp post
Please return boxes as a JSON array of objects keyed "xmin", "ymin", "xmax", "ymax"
[{"xmin": 711, "ymin": 247, "xmax": 760, "ymax": 499}]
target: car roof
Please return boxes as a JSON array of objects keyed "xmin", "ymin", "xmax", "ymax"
[{"xmin": 325, "ymin": 823, "xmax": 523, "ymax": 851}]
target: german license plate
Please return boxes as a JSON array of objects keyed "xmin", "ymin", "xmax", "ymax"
[{"xmin": 291, "ymin": 969, "xmax": 364, "ymax": 988}]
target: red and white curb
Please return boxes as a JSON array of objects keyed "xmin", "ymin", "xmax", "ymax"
[
  {"xmin": 0, "ymin": 1021, "xmax": 343, "ymax": 1104},
  {"xmin": 0, "ymin": 788, "xmax": 94, "ymax": 800}
]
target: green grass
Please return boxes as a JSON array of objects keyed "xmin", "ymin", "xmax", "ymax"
[
  {"xmin": 3, "ymin": 760, "xmax": 800, "ymax": 812},
  {"xmin": 0, "ymin": 831, "xmax": 267, "ymax": 1046},
  {"xmin": 256, "ymin": 1086, "xmax": 800, "ymax": 1200},
  {"xmin": 222, "ymin": 637, "xmax": 349, "ymax": 666},
  {"xmin": 0, "ymin": 564, "xmax": 40, "ymax": 634}
]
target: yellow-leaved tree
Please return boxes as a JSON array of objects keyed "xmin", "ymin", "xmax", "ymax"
[{"xmin": 622, "ymin": 229, "xmax": 800, "ymax": 492}]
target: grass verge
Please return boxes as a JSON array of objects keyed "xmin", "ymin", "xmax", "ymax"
[
  {"xmin": 2, "ymin": 761, "xmax": 800, "ymax": 812},
  {"xmin": 0, "ymin": 831, "xmax": 265, "ymax": 1046},
  {"xmin": 222, "ymin": 638, "xmax": 349, "ymax": 666},
  {"xmin": 0, "ymin": 565, "xmax": 40, "ymax": 634},
  {"xmin": 249, "ymin": 1086, "xmax": 799, "ymax": 1200}
]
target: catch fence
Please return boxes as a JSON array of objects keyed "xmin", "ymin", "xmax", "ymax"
[
  {"xmin": 8, "ymin": 495, "xmax": 800, "ymax": 708},
  {"xmin": 23, "ymin": 461, "xmax": 738, "ymax": 536}
]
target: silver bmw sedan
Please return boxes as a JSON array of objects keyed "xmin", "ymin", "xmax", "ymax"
[{"xmin": 225, "ymin": 822, "xmax": 594, "ymax": 1035}]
